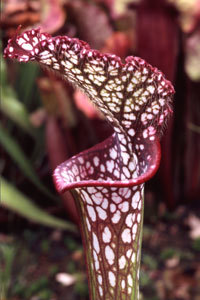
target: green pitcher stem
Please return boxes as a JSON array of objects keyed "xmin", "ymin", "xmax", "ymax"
[{"xmin": 73, "ymin": 185, "xmax": 144, "ymax": 300}]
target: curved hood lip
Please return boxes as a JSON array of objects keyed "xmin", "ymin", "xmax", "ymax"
[{"xmin": 53, "ymin": 137, "xmax": 161, "ymax": 194}]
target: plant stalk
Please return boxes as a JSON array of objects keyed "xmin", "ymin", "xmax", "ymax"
[{"xmin": 73, "ymin": 185, "xmax": 144, "ymax": 300}]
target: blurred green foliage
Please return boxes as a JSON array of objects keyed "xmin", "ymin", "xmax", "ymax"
[
  {"xmin": 192, "ymin": 238, "xmax": 200, "ymax": 251},
  {"xmin": 0, "ymin": 244, "xmax": 16, "ymax": 299},
  {"xmin": 1, "ymin": 177, "xmax": 77, "ymax": 232},
  {"xmin": 1, "ymin": 53, "xmax": 77, "ymax": 232}
]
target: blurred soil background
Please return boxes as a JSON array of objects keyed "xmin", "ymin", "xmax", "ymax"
[{"xmin": 0, "ymin": 0, "xmax": 200, "ymax": 299}]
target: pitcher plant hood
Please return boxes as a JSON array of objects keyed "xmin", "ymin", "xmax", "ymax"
[{"xmin": 4, "ymin": 27, "xmax": 174, "ymax": 191}]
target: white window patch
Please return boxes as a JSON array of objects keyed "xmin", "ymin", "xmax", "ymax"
[
  {"xmin": 105, "ymin": 245, "xmax": 115, "ymax": 265},
  {"xmin": 78, "ymin": 157, "xmax": 84, "ymax": 164},
  {"xmin": 93, "ymin": 249, "xmax": 100, "ymax": 270},
  {"xmin": 141, "ymin": 113, "xmax": 147, "ymax": 123},
  {"xmin": 131, "ymin": 252, "xmax": 136, "ymax": 263},
  {"xmin": 126, "ymin": 249, "xmax": 132, "ymax": 258},
  {"xmin": 87, "ymin": 205, "xmax": 96, "ymax": 222},
  {"xmin": 98, "ymin": 275, "xmax": 103, "ymax": 285},
  {"xmin": 48, "ymin": 44, "xmax": 54, "ymax": 50},
  {"xmin": 122, "ymin": 153, "xmax": 130, "ymax": 165},
  {"xmin": 128, "ymin": 161, "xmax": 136, "ymax": 172},
  {"xmin": 128, "ymin": 128, "xmax": 135, "ymax": 136},
  {"xmin": 132, "ymin": 77, "xmax": 138, "ymax": 84},
  {"xmin": 102, "ymin": 226, "xmax": 112, "ymax": 243},
  {"xmin": 111, "ymin": 193, "xmax": 122, "ymax": 204},
  {"xmin": 88, "ymin": 74, "xmax": 94, "ymax": 81},
  {"xmin": 18, "ymin": 38, "xmax": 25, "ymax": 45},
  {"xmin": 60, "ymin": 171, "xmax": 70, "ymax": 180},
  {"xmin": 33, "ymin": 36, "xmax": 39, "ymax": 44},
  {"xmin": 132, "ymin": 223, "xmax": 137, "ymax": 235},
  {"xmin": 114, "ymin": 169, "xmax": 120, "ymax": 178},
  {"xmin": 132, "ymin": 191, "xmax": 140, "ymax": 205},
  {"xmin": 121, "ymin": 279, "xmax": 125, "ymax": 289},
  {"xmin": 147, "ymin": 113, "xmax": 153, "ymax": 120},
  {"xmin": 110, "ymin": 149, "xmax": 117, "ymax": 160},
  {"xmin": 121, "ymin": 228, "xmax": 132, "ymax": 243},
  {"xmin": 137, "ymin": 213, "xmax": 141, "ymax": 223},
  {"xmin": 40, "ymin": 50, "xmax": 51, "ymax": 57},
  {"xmin": 87, "ymin": 187, "xmax": 97, "ymax": 194},
  {"xmin": 119, "ymin": 201, "xmax": 129, "ymax": 213},
  {"xmin": 135, "ymin": 70, "xmax": 142, "ymax": 78},
  {"xmin": 100, "ymin": 164, "xmax": 106, "ymax": 172},
  {"xmin": 91, "ymin": 192, "xmax": 103, "ymax": 205},
  {"xmin": 108, "ymin": 271, "xmax": 116, "ymax": 287},
  {"xmin": 123, "ymin": 167, "xmax": 130, "ymax": 178},
  {"xmin": 41, "ymin": 58, "xmax": 52, "ymax": 65},
  {"xmin": 93, "ymin": 156, "xmax": 100, "ymax": 167},
  {"xmin": 95, "ymin": 259, "xmax": 100, "ymax": 270},
  {"xmin": 77, "ymin": 75, "xmax": 84, "ymax": 81},
  {"xmin": 118, "ymin": 255, "xmax": 126, "ymax": 269},
  {"xmin": 95, "ymin": 75, "xmax": 106, "ymax": 82},
  {"xmin": 119, "ymin": 187, "xmax": 130, "ymax": 198},
  {"xmin": 86, "ymin": 217, "xmax": 91, "ymax": 231},
  {"xmin": 128, "ymin": 274, "xmax": 133, "ymax": 287},
  {"xmin": 116, "ymin": 91, "xmax": 123, "ymax": 98},
  {"xmin": 70, "ymin": 57, "xmax": 78, "ymax": 65},
  {"xmin": 21, "ymin": 43, "xmax": 33, "ymax": 51},
  {"xmin": 72, "ymin": 68, "xmax": 81, "ymax": 74},
  {"xmin": 93, "ymin": 249, "xmax": 97, "ymax": 261},
  {"xmin": 110, "ymin": 203, "xmax": 116, "ymax": 213},
  {"xmin": 125, "ymin": 213, "xmax": 133, "ymax": 228},
  {"xmin": 149, "ymin": 136, "xmax": 155, "ymax": 141},
  {"xmin": 106, "ymin": 160, "xmax": 115, "ymax": 173},
  {"xmin": 129, "ymin": 114, "xmax": 136, "ymax": 121},
  {"xmin": 159, "ymin": 98, "xmax": 165, "ymax": 106},
  {"xmin": 111, "ymin": 210, "xmax": 121, "ymax": 224},
  {"xmin": 82, "ymin": 191, "xmax": 92, "ymax": 204},
  {"xmin": 138, "ymin": 200, "xmax": 142, "ymax": 210},
  {"xmin": 40, "ymin": 34, "xmax": 46, "ymax": 41},
  {"xmin": 86, "ymin": 161, "xmax": 91, "ymax": 169},
  {"xmin": 99, "ymin": 286, "xmax": 103, "ymax": 296},
  {"xmin": 127, "ymin": 83, "xmax": 134, "ymax": 92},
  {"xmin": 147, "ymin": 85, "xmax": 155, "ymax": 94},
  {"xmin": 53, "ymin": 64, "xmax": 60, "ymax": 70},
  {"xmin": 96, "ymin": 206, "xmax": 107, "ymax": 220},
  {"xmin": 93, "ymin": 232, "xmax": 100, "ymax": 253},
  {"xmin": 137, "ymin": 269, "xmax": 140, "ymax": 280},
  {"xmin": 61, "ymin": 60, "xmax": 73, "ymax": 69},
  {"xmin": 101, "ymin": 198, "xmax": 108, "ymax": 209}
]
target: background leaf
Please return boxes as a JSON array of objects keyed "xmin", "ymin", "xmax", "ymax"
[
  {"xmin": 1, "ymin": 177, "xmax": 77, "ymax": 233},
  {"xmin": 0, "ymin": 124, "xmax": 54, "ymax": 200},
  {"xmin": 0, "ymin": 56, "xmax": 38, "ymax": 138},
  {"xmin": 1, "ymin": 88, "xmax": 38, "ymax": 138}
]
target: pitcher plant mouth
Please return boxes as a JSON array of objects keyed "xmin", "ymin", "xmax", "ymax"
[
  {"xmin": 4, "ymin": 26, "xmax": 174, "ymax": 300},
  {"xmin": 53, "ymin": 135, "xmax": 161, "ymax": 193}
]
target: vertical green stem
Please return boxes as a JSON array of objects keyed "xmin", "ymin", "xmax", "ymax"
[{"xmin": 73, "ymin": 184, "xmax": 144, "ymax": 300}]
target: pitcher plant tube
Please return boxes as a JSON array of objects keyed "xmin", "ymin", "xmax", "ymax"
[{"xmin": 4, "ymin": 27, "xmax": 174, "ymax": 300}]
